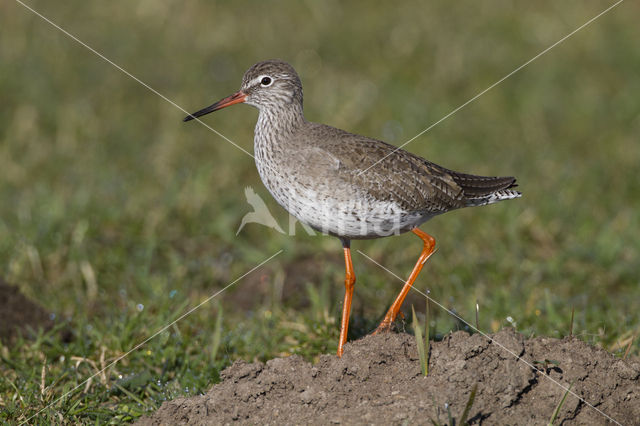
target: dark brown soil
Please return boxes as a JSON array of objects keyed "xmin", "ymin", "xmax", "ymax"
[
  {"xmin": 0, "ymin": 278, "xmax": 55, "ymax": 342},
  {"xmin": 138, "ymin": 328, "xmax": 639, "ymax": 425}
]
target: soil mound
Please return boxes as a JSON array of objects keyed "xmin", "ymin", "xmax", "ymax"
[
  {"xmin": 0, "ymin": 278, "xmax": 54, "ymax": 342},
  {"xmin": 138, "ymin": 328, "xmax": 639, "ymax": 425}
]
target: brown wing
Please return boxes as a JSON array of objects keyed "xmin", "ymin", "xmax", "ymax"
[
  {"xmin": 294, "ymin": 123, "xmax": 467, "ymax": 213},
  {"xmin": 295, "ymin": 122, "xmax": 519, "ymax": 212}
]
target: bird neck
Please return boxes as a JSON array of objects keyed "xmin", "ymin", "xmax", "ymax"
[{"xmin": 255, "ymin": 103, "xmax": 306, "ymax": 143}]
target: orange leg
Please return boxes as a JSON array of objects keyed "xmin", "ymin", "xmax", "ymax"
[
  {"xmin": 374, "ymin": 228, "xmax": 436, "ymax": 334},
  {"xmin": 337, "ymin": 240, "xmax": 356, "ymax": 357}
]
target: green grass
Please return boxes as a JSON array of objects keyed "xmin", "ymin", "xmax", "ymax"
[
  {"xmin": 1, "ymin": 0, "xmax": 640, "ymax": 423},
  {"xmin": 429, "ymin": 384, "xmax": 478, "ymax": 426},
  {"xmin": 548, "ymin": 381, "xmax": 574, "ymax": 426},
  {"xmin": 412, "ymin": 305, "xmax": 428, "ymax": 376}
]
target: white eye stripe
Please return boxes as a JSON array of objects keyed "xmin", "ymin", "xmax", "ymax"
[{"xmin": 247, "ymin": 76, "xmax": 262, "ymax": 87}]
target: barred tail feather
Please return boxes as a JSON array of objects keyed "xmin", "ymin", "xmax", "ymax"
[
  {"xmin": 464, "ymin": 188, "xmax": 522, "ymax": 207},
  {"xmin": 444, "ymin": 170, "xmax": 521, "ymax": 207}
]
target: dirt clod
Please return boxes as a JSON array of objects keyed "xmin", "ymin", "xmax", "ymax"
[{"xmin": 138, "ymin": 328, "xmax": 639, "ymax": 425}]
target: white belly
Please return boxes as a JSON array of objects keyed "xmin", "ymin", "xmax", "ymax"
[{"xmin": 257, "ymin": 164, "xmax": 432, "ymax": 239}]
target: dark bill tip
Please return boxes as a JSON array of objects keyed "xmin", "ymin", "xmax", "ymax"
[{"xmin": 182, "ymin": 91, "xmax": 246, "ymax": 123}]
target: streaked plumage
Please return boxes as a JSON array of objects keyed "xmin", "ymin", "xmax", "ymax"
[{"xmin": 185, "ymin": 59, "xmax": 521, "ymax": 356}]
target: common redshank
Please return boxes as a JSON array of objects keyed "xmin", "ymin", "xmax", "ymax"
[{"xmin": 184, "ymin": 60, "xmax": 521, "ymax": 357}]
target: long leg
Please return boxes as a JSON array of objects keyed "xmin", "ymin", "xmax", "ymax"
[
  {"xmin": 374, "ymin": 228, "xmax": 435, "ymax": 334},
  {"xmin": 337, "ymin": 238, "xmax": 355, "ymax": 357}
]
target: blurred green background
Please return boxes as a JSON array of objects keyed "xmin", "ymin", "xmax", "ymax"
[{"xmin": 1, "ymin": 0, "xmax": 639, "ymax": 422}]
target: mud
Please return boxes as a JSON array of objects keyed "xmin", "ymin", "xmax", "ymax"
[{"xmin": 138, "ymin": 328, "xmax": 639, "ymax": 425}]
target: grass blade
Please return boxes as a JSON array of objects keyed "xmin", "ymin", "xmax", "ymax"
[
  {"xmin": 548, "ymin": 381, "xmax": 574, "ymax": 425},
  {"xmin": 475, "ymin": 300, "xmax": 479, "ymax": 332},
  {"xmin": 211, "ymin": 306, "xmax": 223, "ymax": 362},
  {"xmin": 459, "ymin": 383, "xmax": 478, "ymax": 425},
  {"xmin": 412, "ymin": 305, "xmax": 426, "ymax": 376},
  {"xmin": 569, "ymin": 306, "xmax": 575, "ymax": 338},
  {"xmin": 425, "ymin": 297, "xmax": 430, "ymax": 375}
]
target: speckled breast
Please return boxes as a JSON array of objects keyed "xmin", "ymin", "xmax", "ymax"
[{"xmin": 253, "ymin": 143, "xmax": 431, "ymax": 240}]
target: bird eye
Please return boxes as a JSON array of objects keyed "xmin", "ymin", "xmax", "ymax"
[{"xmin": 260, "ymin": 76, "xmax": 272, "ymax": 86}]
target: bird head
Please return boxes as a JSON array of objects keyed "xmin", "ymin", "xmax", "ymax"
[{"xmin": 183, "ymin": 59, "xmax": 303, "ymax": 122}]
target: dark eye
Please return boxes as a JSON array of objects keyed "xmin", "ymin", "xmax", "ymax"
[{"xmin": 261, "ymin": 77, "xmax": 272, "ymax": 86}]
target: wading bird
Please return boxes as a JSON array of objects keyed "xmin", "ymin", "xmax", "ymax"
[{"xmin": 184, "ymin": 60, "xmax": 520, "ymax": 356}]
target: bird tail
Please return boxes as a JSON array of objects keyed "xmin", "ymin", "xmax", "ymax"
[{"xmin": 448, "ymin": 171, "xmax": 522, "ymax": 207}]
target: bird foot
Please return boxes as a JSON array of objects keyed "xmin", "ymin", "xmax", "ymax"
[{"xmin": 372, "ymin": 321, "xmax": 394, "ymax": 335}]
